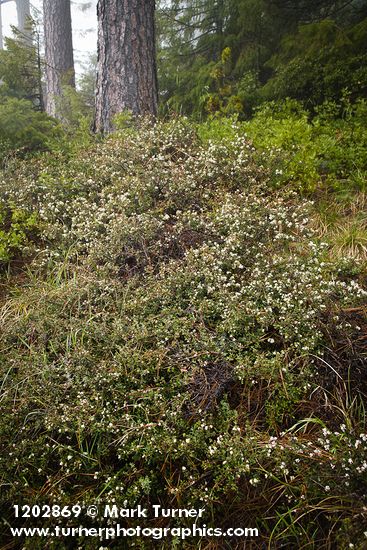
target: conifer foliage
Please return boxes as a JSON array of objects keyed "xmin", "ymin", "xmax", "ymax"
[{"xmin": 156, "ymin": 0, "xmax": 367, "ymax": 117}]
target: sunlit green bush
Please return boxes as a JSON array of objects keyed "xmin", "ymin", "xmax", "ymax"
[
  {"xmin": 244, "ymin": 97, "xmax": 367, "ymax": 193},
  {"xmin": 0, "ymin": 203, "xmax": 39, "ymax": 266}
]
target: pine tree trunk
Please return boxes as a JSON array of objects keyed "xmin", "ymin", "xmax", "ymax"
[
  {"xmin": 0, "ymin": 4, "xmax": 3, "ymax": 50},
  {"xmin": 94, "ymin": 0, "xmax": 158, "ymax": 134},
  {"xmin": 43, "ymin": 0, "xmax": 75, "ymax": 118},
  {"xmin": 16, "ymin": 0, "xmax": 31, "ymax": 36}
]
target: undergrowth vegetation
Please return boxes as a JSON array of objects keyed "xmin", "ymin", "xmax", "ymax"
[{"xmin": 0, "ymin": 116, "xmax": 366, "ymax": 549}]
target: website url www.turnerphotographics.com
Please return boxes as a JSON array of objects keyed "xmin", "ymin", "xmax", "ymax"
[{"xmin": 10, "ymin": 504, "xmax": 259, "ymax": 541}]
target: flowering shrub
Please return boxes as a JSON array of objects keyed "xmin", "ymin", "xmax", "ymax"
[{"xmin": 0, "ymin": 117, "xmax": 366, "ymax": 548}]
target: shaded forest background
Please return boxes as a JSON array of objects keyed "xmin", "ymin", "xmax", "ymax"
[
  {"xmin": 0, "ymin": 0, "xmax": 367, "ymax": 134},
  {"xmin": 156, "ymin": 0, "xmax": 367, "ymax": 117}
]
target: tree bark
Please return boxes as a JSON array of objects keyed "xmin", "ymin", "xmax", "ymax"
[
  {"xmin": 94, "ymin": 0, "xmax": 158, "ymax": 134},
  {"xmin": 16, "ymin": 0, "xmax": 31, "ymax": 36},
  {"xmin": 0, "ymin": 3, "xmax": 3, "ymax": 50},
  {"xmin": 43, "ymin": 0, "xmax": 75, "ymax": 118}
]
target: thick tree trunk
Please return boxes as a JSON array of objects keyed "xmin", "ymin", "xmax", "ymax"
[
  {"xmin": 43, "ymin": 0, "xmax": 75, "ymax": 118},
  {"xmin": 94, "ymin": 0, "xmax": 158, "ymax": 134}
]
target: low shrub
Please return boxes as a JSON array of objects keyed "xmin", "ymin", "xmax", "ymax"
[
  {"xmin": 0, "ymin": 117, "xmax": 366, "ymax": 548},
  {"xmin": 244, "ymin": 96, "xmax": 367, "ymax": 194},
  {"xmin": 0, "ymin": 202, "xmax": 39, "ymax": 267}
]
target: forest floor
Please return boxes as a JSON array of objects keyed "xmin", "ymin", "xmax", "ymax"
[{"xmin": 0, "ymin": 113, "xmax": 366, "ymax": 549}]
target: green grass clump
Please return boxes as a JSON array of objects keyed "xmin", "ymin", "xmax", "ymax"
[{"xmin": 0, "ymin": 117, "xmax": 366, "ymax": 548}]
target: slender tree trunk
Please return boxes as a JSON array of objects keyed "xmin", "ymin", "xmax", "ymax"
[
  {"xmin": 94, "ymin": 0, "xmax": 158, "ymax": 134},
  {"xmin": 36, "ymin": 28, "xmax": 45, "ymax": 112},
  {"xmin": 16, "ymin": 0, "xmax": 31, "ymax": 38},
  {"xmin": 216, "ymin": 0, "xmax": 224, "ymax": 57},
  {"xmin": 0, "ymin": 3, "xmax": 3, "ymax": 50},
  {"xmin": 43, "ymin": 0, "xmax": 75, "ymax": 118}
]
